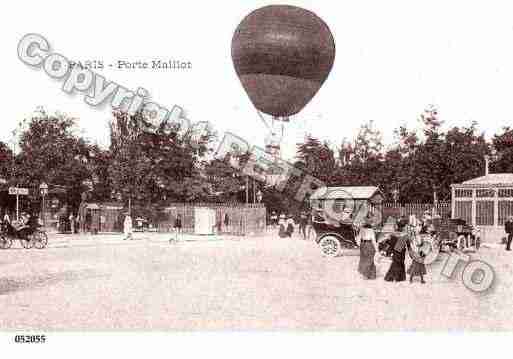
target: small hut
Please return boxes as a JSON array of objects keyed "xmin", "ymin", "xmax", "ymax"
[
  {"xmin": 78, "ymin": 202, "xmax": 124, "ymax": 233},
  {"xmin": 309, "ymin": 186, "xmax": 384, "ymax": 225}
]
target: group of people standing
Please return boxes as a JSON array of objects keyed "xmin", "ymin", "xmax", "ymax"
[
  {"xmin": 357, "ymin": 214, "xmax": 431, "ymax": 284},
  {"xmin": 270, "ymin": 211, "xmax": 312, "ymax": 240}
]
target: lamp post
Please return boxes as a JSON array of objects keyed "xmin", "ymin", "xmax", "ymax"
[{"xmin": 39, "ymin": 182, "xmax": 48, "ymax": 227}]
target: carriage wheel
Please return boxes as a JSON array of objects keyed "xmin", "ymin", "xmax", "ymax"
[
  {"xmin": 0, "ymin": 236, "xmax": 12, "ymax": 249},
  {"xmin": 20, "ymin": 237, "xmax": 34, "ymax": 249},
  {"xmin": 319, "ymin": 235, "xmax": 342, "ymax": 257},
  {"xmin": 33, "ymin": 231, "xmax": 48, "ymax": 249}
]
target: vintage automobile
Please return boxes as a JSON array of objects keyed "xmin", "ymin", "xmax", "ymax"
[
  {"xmin": 311, "ymin": 209, "xmax": 359, "ymax": 256},
  {"xmin": 309, "ymin": 186, "xmax": 482, "ymax": 257},
  {"xmin": 310, "ymin": 186, "xmax": 396, "ymax": 257},
  {"xmin": 432, "ymin": 218, "xmax": 481, "ymax": 252}
]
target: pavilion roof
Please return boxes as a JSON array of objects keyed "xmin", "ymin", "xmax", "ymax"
[
  {"xmin": 453, "ymin": 173, "xmax": 513, "ymax": 188},
  {"xmin": 310, "ymin": 186, "xmax": 382, "ymax": 200}
]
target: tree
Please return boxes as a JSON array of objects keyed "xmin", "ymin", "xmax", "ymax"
[
  {"xmin": 15, "ymin": 108, "xmax": 95, "ymax": 211},
  {"xmin": 332, "ymin": 121, "xmax": 387, "ymax": 189},
  {"xmin": 296, "ymin": 135, "xmax": 337, "ymax": 184},
  {"xmin": 0, "ymin": 141, "xmax": 13, "ymax": 181},
  {"xmin": 391, "ymin": 122, "xmax": 489, "ymax": 202},
  {"xmin": 108, "ymin": 110, "xmax": 216, "ymax": 207},
  {"xmin": 491, "ymin": 127, "xmax": 513, "ymax": 173}
]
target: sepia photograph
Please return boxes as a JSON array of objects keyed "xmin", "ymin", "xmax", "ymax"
[{"xmin": 1, "ymin": 0, "xmax": 513, "ymax": 356}]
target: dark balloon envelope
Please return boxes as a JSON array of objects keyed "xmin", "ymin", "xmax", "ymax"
[{"xmin": 232, "ymin": 5, "xmax": 336, "ymax": 118}]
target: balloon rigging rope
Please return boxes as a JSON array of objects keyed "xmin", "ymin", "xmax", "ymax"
[{"xmin": 256, "ymin": 110, "xmax": 272, "ymax": 132}]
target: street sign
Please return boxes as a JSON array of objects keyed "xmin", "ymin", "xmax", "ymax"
[
  {"xmin": 8, "ymin": 187, "xmax": 29, "ymax": 221},
  {"xmin": 8, "ymin": 187, "xmax": 29, "ymax": 196}
]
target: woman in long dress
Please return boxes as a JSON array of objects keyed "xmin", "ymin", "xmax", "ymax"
[
  {"xmin": 384, "ymin": 233, "xmax": 408, "ymax": 282},
  {"xmin": 278, "ymin": 214, "xmax": 287, "ymax": 238},
  {"xmin": 123, "ymin": 213, "xmax": 133, "ymax": 240},
  {"xmin": 358, "ymin": 222, "xmax": 378, "ymax": 279}
]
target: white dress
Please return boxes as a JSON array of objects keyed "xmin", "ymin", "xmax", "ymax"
[{"xmin": 123, "ymin": 216, "xmax": 133, "ymax": 235}]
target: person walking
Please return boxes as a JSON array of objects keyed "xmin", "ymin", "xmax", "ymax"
[
  {"xmin": 384, "ymin": 233, "xmax": 408, "ymax": 282},
  {"xmin": 407, "ymin": 238, "xmax": 427, "ymax": 283},
  {"xmin": 69, "ymin": 213, "xmax": 75, "ymax": 234},
  {"xmin": 278, "ymin": 213, "xmax": 287, "ymax": 238},
  {"xmin": 123, "ymin": 213, "xmax": 133, "ymax": 240},
  {"xmin": 170, "ymin": 213, "xmax": 183, "ymax": 242},
  {"xmin": 85, "ymin": 211, "xmax": 92, "ymax": 234},
  {"xmin": 270, "ymin": 211, "xmax": 278, "ymax": 230},
  {"xmin": 505, "ymin": 215, "xmax": 513, "ymax": 251},
  {"xmin": 357, "ymin": 221, "xmax": 378, "ymax": 279},
  {"xmin": 299, "ymin": 211, "xmax": 308, "ymax": 240},
  {"xmin": 306, "ymin": 212, "xmax": 313, "ymax": 240},
  {"xmin": 3, "ymin": 211, "xmax": 10, "ymax": 225},
  {"xmin": 224, "ymin": 213, "xmax": 230, "ymax": 234},
  {"xmin": 286, "ymin": 215, "xmax": 295, "ymax": 237}
]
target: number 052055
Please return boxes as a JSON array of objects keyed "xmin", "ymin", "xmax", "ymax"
[{"xmin": 14, "ymin": 335, "xmax": 46, "ymax": 343}]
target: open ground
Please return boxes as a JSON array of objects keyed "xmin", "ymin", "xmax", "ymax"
[{"xmin": 1, "ymin": 232, "xmax": 512, "ymax": 330}]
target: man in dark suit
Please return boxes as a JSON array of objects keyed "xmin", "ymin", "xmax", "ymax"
[{"xmin": 505, "ymin": 216, "xmax": 513, "ymax": 251}]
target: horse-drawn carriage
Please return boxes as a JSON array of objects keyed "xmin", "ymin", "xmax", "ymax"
[{"xmin": 0, "ymin": 218, "xmax": 48, "ymax": 250}]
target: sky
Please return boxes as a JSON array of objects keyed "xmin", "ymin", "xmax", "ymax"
[{"xmin": 2, "ymin": 0, "xmax": 513, "ymax": 159}]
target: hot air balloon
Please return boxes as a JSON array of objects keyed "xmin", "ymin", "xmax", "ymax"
[{"xmin": 232, "ymin": 5, "xmax": 335, "ymax": 155}]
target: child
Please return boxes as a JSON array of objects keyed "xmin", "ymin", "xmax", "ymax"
[{"xmin": 407, "ymin": 238, "xmax": 427, "ymax": 283}]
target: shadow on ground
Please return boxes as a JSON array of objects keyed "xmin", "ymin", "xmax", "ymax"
[{"xmin": 0, "ymin": 269, "xmax": 108, "ymax": 295}]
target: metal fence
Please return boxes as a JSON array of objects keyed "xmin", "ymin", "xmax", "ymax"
[
  {"xmin": 78, "ymin": 202, "xmax": 267, "ymax": 236},
  {"xmin": 383, "ymin": 202, "xmax": 451, "ymax": 220},
  {"xmin": 158, "ymin": 203, "xmax": 267, "ymax": 236}
]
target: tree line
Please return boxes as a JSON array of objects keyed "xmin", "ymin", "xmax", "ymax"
[{"xmin": 0, "ymin": 106, "xmax": 512, "ymax": 219}]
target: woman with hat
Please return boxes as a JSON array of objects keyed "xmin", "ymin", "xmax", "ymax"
[
  {"xmin": 384, "ymin": 232, "xmax": 408, "ymax": 282},
  {"xmin": 357, "ymin": 219, "xmax": 378, "ymax": 280}
]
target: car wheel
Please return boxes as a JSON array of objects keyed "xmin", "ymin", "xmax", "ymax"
[
  {"xmin": 34, "ymin": 231, "xmax": 48, "ymax": 249},
  {"xmin": 319, "ymin": 235, "xmax": 342, "ymax": 257},
  {"xmin": 21, "ymin": 238, "xmax": 34, "ymax": 249}
]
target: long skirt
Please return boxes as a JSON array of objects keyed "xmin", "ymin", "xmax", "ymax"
[
  {"xmin": 407, "ymin": 261, "xmax": 427, "ymax": 276},
  {"xmin": 278, "ymin": 224, "xmax": 287, "ymax": 238},
  {"xmin": 384, "ymin": 253, "xmax": 406, "ymax": 282},
  {"xmin": 358, "ymin": 241, "xmax": 376, "ymax": 279}
]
